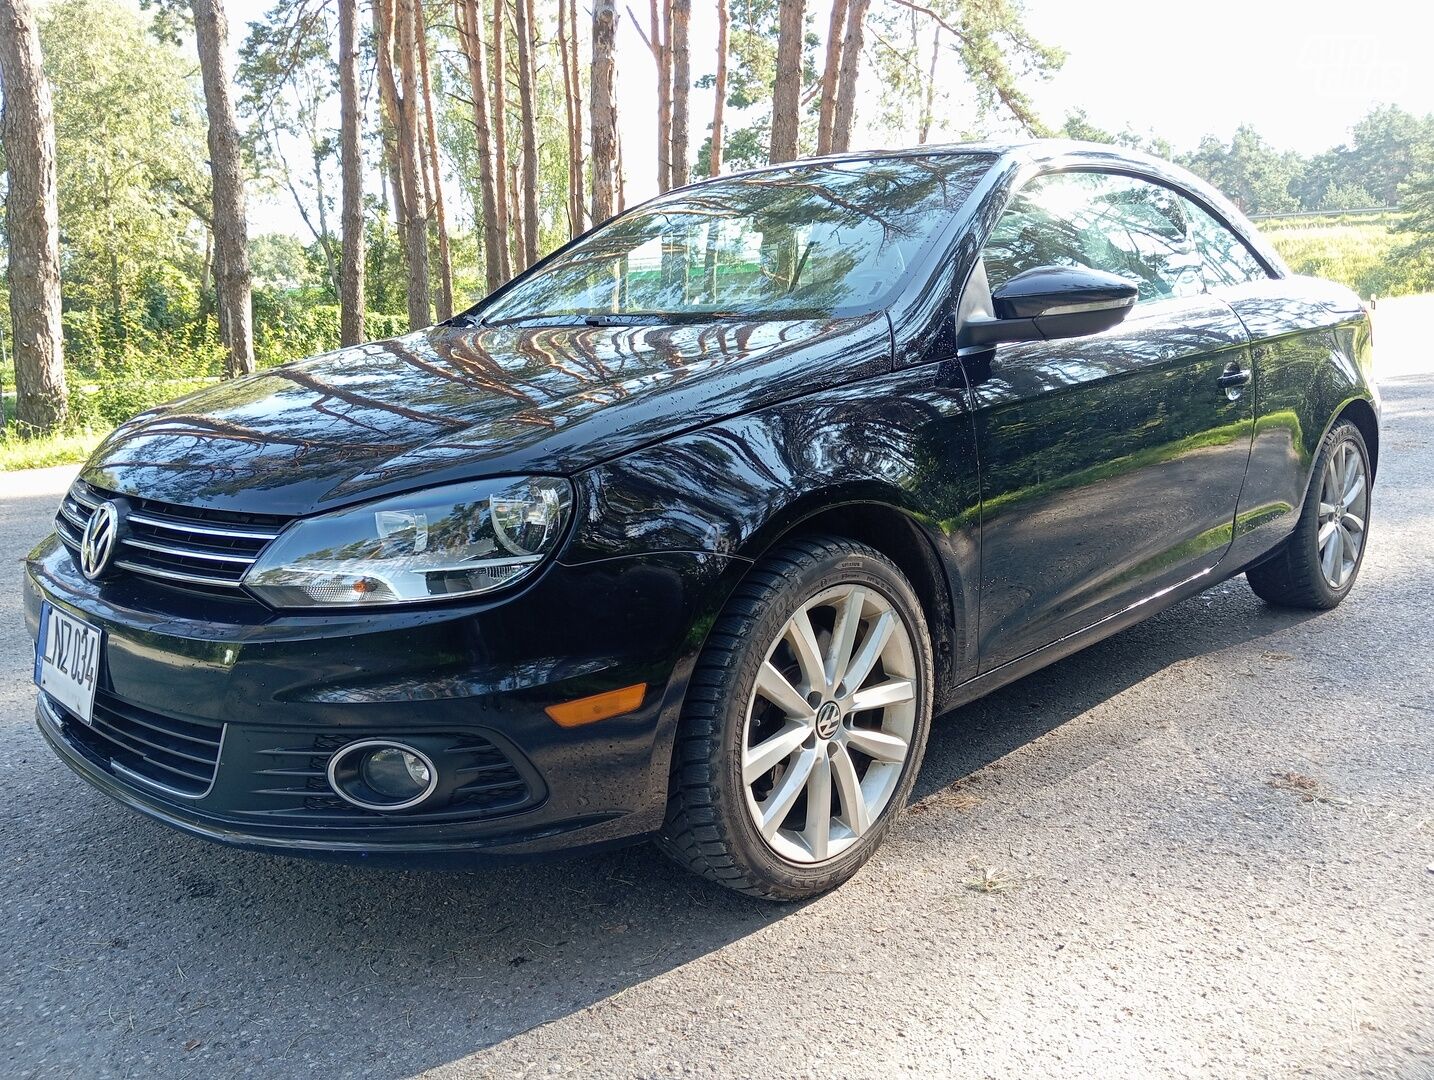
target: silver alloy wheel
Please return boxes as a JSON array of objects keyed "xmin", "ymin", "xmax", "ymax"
[
  {"xmin": 741, "ymin": 583, "xmax": 917, "ymax": 865},
  {"xmin": 1317, "ymin": 438, "xmax": 1369, "ymax": 589}
]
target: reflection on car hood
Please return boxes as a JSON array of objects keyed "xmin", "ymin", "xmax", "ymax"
[{"xmin": 81, "ymin": 315, "xmax": 890, "ymax": 515}]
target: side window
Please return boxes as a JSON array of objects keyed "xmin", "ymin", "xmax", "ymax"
[
  {"xmin": 982, "ymin": 171, "xmax": 1205, "ymax": 303},
  {"xmin": 1180, "ymin": 196, "xmax": 1271, "ymax": 289}
]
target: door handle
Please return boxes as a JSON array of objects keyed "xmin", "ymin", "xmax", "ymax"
[{"xmin": 1217, "ymin": 366, "xmax": 1251, "ymax": 389}]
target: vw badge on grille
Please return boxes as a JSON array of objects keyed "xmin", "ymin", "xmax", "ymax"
[{"xmin": 79, "ymin": 501, "xmax": 121, "ymax": 580}]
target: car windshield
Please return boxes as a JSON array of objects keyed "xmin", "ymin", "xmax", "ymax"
[{"xmin": 478, "ymin": 153, "xmax": 994, "ymax": 324}]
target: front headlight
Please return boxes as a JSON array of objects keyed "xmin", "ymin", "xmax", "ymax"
[{"xmin": 243, "ymin": 476, "xmax": 573, "ymax": 607}]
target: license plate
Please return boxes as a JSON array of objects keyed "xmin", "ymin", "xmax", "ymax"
[{"xmin": 34, "ymin": 602, "xmax": 102, "ymax": 724}]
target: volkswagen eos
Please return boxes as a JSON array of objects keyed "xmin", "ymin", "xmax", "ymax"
[{"xmin": 25, "ymin": 142, "xmax": 1379, "ymax": 900}]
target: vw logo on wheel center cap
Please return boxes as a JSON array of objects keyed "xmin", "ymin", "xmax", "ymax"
[
  {"xmin": 79, "ymin": 500, "xmax": 122, "ymax": 580},
  {"xmin": 815, "ymin": 700, "xmax": 842, "ymax": 740}
]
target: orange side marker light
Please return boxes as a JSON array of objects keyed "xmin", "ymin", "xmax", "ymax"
[{"xmin": 545, "ymin": 683, "xmax": 647, "ymax": 727}]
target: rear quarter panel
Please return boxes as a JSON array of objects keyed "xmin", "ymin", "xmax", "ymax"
[{"xmin": 1223, "ymin": 275, "xmax": 1375, "ymax": 566}]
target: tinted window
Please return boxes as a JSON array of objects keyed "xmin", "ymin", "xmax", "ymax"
[
  {"xmin": 481, "ymin": 154, "xmax": 993, "ymax": 323},
  {"xmin": 983, "ymin": 171, "xmax": 1206, "ymax": 303},
  {"xmin": 1180, "ymin": 195, "xmax": 1270, "ymax": 289}
]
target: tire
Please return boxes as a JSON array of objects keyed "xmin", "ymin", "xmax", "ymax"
[
  {"xmin": 658, "ymin": 535, "xmax": 934, "ymax": 901},
  {"xmin": 1247, "ymin": 419, "xmax": 1372, "ymax": 610}
]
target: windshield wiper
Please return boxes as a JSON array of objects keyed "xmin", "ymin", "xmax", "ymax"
[{"xmin": 583, "ymin": 311, "xmax": 743, "ymax": 326}]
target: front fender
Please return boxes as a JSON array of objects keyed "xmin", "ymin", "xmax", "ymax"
[{"xmin": 563, "ymin": 360, "xmax": 983, "ymax": 678}]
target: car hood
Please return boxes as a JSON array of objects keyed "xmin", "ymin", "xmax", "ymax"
[{"xmin": 80, "ymin": 314, "xmax": 891, "ymax": 516}]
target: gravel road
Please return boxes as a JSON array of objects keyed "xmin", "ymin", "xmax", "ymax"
[{"xmin": 2, "ymin": 310, "xmax": 1431, "ymax": 1079}]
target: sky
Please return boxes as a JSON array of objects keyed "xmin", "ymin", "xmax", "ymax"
[{"xmin": 213, "ymin": 0, "xmax": 1434, "ymax": 236}]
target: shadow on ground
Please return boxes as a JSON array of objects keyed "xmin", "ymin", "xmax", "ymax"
[{"xmin": 10, "ymin": 574, "xmax": 1314, "ymax": 1078}]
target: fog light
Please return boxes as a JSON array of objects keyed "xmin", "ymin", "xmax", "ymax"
[
  {"xmin": 361, "ymin": 747, "xmax": 432, "ymax": 798},
  {"xmin": 327, "ymin": 740, "xmax": 439, "ymax": 811}
]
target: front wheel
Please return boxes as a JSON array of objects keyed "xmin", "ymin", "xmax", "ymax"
[
  {"xmin": 1247, "ymin": 419, "xmax": 1372, "ymax": 610},
  {"xmin": 658, "ymin": 536, "xmax": 934, "ymax": 901}
]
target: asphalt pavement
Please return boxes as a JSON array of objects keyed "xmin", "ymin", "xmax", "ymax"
[{"xmin": 1, "ymin": 302, "xmax": 1431, "ymax": 1079}]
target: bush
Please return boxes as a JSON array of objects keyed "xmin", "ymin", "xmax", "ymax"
[
  {"xmin": 252, "ymin": 296, "xmax": 410, "ymax": 367},
  {"xmin": 65, "ymin": 377, "xmax": 217, "ymax": 429}
]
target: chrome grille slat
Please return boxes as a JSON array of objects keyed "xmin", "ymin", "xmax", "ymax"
[
  {"xmin": 126, "ymin": 511, "xmax": 280, "ymax": 542},
  {"xmin": 69, "ymin": 485, "xmax": 101, "ymax": 510},
  {"xmin": 112, "ymin": 560, "xmax": 246, "ymax": 589},
  {"xmin": 59, "ymin": 501, "xmax": 88, "ymax": 531},
  {"xmin": 56, "ymin": 481, "xmax": 289, "ymax": 595},
  {"xmin": 121, "ymin": 536, "xmax": 258, "ymax": 565}
]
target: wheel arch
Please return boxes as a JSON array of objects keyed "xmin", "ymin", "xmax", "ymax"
[
  {"xmin": 739, "ymin": 497, "xmax": 968, "ymax": 693},
  {"xmin": 1336, "ymin": 396, "xmax": 1379, "ymax": 479}
]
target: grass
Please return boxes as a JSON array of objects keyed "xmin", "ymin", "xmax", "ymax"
[
  {"xmin": 0, "ymin": 426, "xmax": 104, "ymax": 472},
  {"xmin": 964, "ymin": 867, "xmax": 1020, "ymax": 894},
  {"xmin": 0, "ymin": 374, "xmax": 215, "ymax": 472},
  {"xmin": 1263, "ymin": 213, "xmax": 1428, "ymax": 298}
]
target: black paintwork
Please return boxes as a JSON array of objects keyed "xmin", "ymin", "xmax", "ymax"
[{"xmin": 24, "ymin": 141, "xmax": 1379, "ymax": 862}]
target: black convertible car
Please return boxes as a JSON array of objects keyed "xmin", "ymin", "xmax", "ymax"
[{"xmin": 25, "ymin": 141, "xmax": 1378, "ymax": 900}]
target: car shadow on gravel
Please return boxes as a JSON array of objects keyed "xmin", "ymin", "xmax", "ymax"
[
  {"xmin": 20, "ymin": 575, "xmax": 1321, "ymax": 1079},
  {"xmin": 913, "ymin": 580, "xmax": 1319, "ymax": 803}
]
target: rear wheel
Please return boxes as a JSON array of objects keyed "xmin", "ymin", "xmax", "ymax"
[
  {"xmin": 1247, "ymin": 419, "xmax": 1371, "ymax": 609},
  {"xmin": 658, "ymin": 536, "xmax": 934, "ymax": 901}
]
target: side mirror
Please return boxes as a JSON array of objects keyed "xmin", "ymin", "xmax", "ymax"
[{"xmin": 959, "ymin": 265, "xmax": 1138, "ymax": 348}]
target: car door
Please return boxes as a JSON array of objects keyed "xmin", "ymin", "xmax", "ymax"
[{"xmin": 968, "ymin": 169, "xmax": 1256, "ymax": 672}]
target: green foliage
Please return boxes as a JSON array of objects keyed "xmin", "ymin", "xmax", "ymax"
[
  {"xmin": 1295, "ymin": 105, "xmax": 1434, "ymax": 209},
  {"xmin": 1179, "ymin": 106, "xmax": 1434, "ymax": 216},
  {"xmin": 1058, "ymin": 109, "xmax": 1171, "ymax": 158},
  {"xmin": 252, "ymin": 293, "xmax": 410, "ymax": 365},
  {"xmin": 1264, "ymin": 216, "xmax": 1421, "ymax": 298},
  {"xmin": 238, "ymin": 0, "xmax": 341, "ymax": 294},
  {"xmin": 40, "ymin": 0, "xmax": 210, "ymax": 336},
  {"xmin": 1393, "ymin": 139, "xmax": 1434, "ymax": 292},
  {"xmin": 1179, "ymin": 126, "xmax": 1303, "ymax": 215},
  {"xmin": 1319, "ymin": 181, "xmax": 1377, "ymax": 212}
]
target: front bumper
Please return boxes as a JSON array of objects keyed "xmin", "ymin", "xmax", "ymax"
[{"xmin": 24, "ymin": 536, "xmax": 741, "ymax": 862}]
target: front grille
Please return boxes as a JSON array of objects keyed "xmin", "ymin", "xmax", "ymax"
[
  {"xmin": 52, "ymin": 690, "xmax": 223, "ymax": 797},
  {"xmin": 235, "ymin": 732, "xmax": 536, "ymax": 824},
  {"xmin": 56, "ymin": 480, "xmax": 288, "ymax": 593}
]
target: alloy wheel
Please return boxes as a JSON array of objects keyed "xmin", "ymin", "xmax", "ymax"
[
  {"xmin": 741, "ymin": 583, "xmax": 918, "ymax": 865},
  {"xmin": 1316, "ymin": 438, "xmax": 1368, "ymax": 590}
]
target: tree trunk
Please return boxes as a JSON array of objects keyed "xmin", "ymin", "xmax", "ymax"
[
  {"xmin": 567, "ymin": 0, "xmax": 585, "ymax": 230},
  {"xmin": 309, "ymin": 145, "xmax": 340, "ymax": 297},
  {"xmin": 394, "ymin": 0, "xmax": 431, "ymax": 328},
  {"xmin": 198, "ymin": 228, "xmax": 214, "ymax": 325},
  {"xmin": 615, "ymin": 120, "xmax": 626, "ymax": 210},
  {"xmin": 816, "ymin": 0, "xmax": 847, "ymax": 155},
  {"xmin": 669, "ymin": 0, "xmax": 690, "ymax": 187},
  {"xmin": 0, "ymin": 0, "xmax": 66, "ymax": 432},
  {"xmin": 557, "ymin": 0, "xmax": 585, "ymax": 236},
  {"xmin": 710, "ymin": 0, "xmax": 727, "ymax": 176},
  {"xmin": 513, "ymin": 0, "xmax": 540, "ymax": 268},
  {"xmin": 649, "ymin": 0, "xmax": 671, "ymax": 192},
  {"xmin": 918, "ymin": 24, "xmax": 939, "ymax": 145},
  {"xmin": 338, "ymin": 0, "xmax": 365, "ymax": 344},
  {"xmin": 590, "ymin": 0, "xmax": 617, "ymax": 223},
  {"xmin": 508, "ymin": 159, "xmax": 523, "ymax": 267},
  {"xmin": 415, "ymin": 0, "xmax": 454, "ymax": 320},
  {"xmin": 191, "ymin": 0, "xmax": 255, "ymax": 377},
  {"xmin": 769, "ymin": 0, "xmax": 804, "ymax": 163},
  {"xmin": 557, "ymin": 0, "xmax": 576, "ymax": 235},
  {"xmin": 830, "ymin": 0, "xmax": 869, "ymax": 153},
  {"xmin": 491, "ymin": 0, "xmax": 512, "ymax": 279},
  {"xmin": 457, "ymin": 0, "xmax": 505, "ymax": 292}
]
